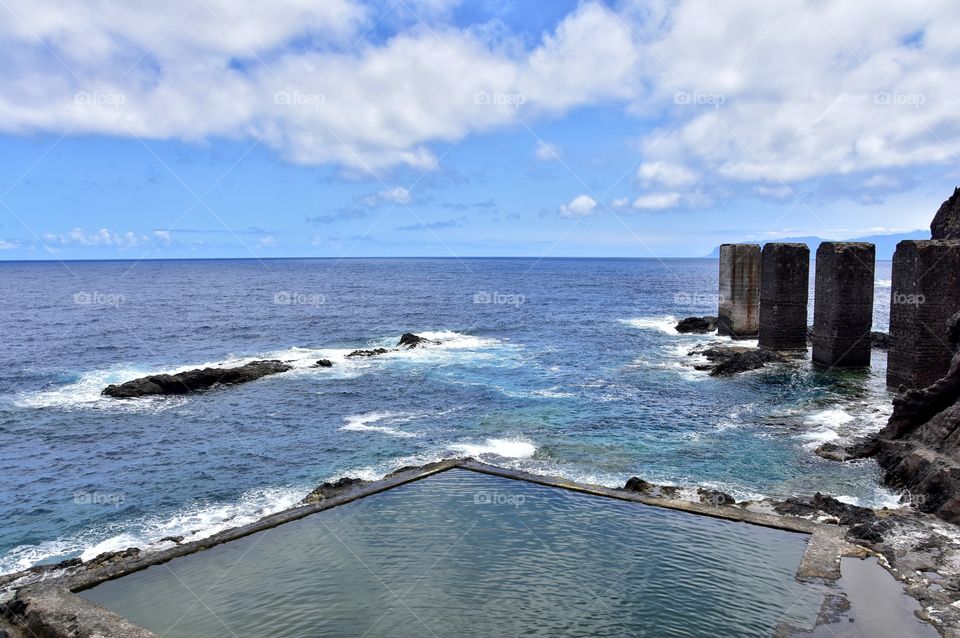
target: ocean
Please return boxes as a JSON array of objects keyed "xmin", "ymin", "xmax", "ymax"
[{"xmin": 0, "ymin": 257, "xmax": 896, "ymax": 574}]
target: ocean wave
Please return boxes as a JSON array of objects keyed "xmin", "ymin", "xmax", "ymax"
[
  {"xmin": 11, "ymin": 331, "xmax": 508, "ymax": 410},
  {"xmin": 0, "ymin": 485, "xmax": 306, "ymax": 575},
  {"xmin": 619, "ymin": 316, "xmax": 680, "ymax": 334},
  {"xmin": 447, "ymin": 438, "xmax": 537, "ymax": 459},
  {"xmin": 340, "ymin": 411, "xmax": 420, "ymax": 438},
  {"xmin": 875, "ymin": 279, "xmax": 892, "ymax": 289}
]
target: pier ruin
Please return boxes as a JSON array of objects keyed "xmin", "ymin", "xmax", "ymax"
[
  {"xmin": 759, "ymin": 243, "xmax": 810, "ymax": 351},
  {"xmin": 812, "ymin": 243, "xmax": 875, "ymax": 369},
  {"xmin": 717, "ymin": 243, "xmax": 760, "ymax": 338}
]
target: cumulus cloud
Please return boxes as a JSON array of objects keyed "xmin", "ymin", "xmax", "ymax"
[
  {"xmin": 637, "ymin": 161, "xmax": 697, "ymax": 188},
  {"xmin": 0, "ymin": 239, "xmax": 18, "ymax": 249},
  {"xmin": 560, "ymin": 194, "xmax": 598, "ymax": 218},
  {"xmin": 632, "ymin": 193, "xmax": 681, "ymax": 210},
  {"xmin": 0, "ymin": 1, "xmax": 641, "ymax": 172},
  {"xmin": 360, "ymin": 187, "xmax": 413, "ymax": 207}
]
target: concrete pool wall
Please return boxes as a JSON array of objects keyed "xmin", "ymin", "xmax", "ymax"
[{"xmin": 0, "ymin": 459, "xmax": 908, "ymax": 637}]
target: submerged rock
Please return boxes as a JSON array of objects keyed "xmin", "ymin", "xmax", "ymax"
[
  {"xmin": 301, "ymin": 477, "xmax": 365, "ymax": 505},
  {"xmin": 345, "ymin": 348, "xmax": 391, "ymax": 358},
  {"xmin": 675, "ymin": 316, "xmax": 717, "ymax": 334},
  {"xmin": 931, "ymin": 186, "xmax": 960, "ymax": 240},
  {"xmin": 689, "ymin": 344, "xmax": 786, "ymax": 376},
  {"xmin": 102, "ymin": 360, "xmax": 292, "ymax": 398},
  {"xmin": 398, "ymin": 332, "xmax": 439, "ymax": 348}
]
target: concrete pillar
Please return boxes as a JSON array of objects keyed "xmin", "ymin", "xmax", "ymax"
[
  {"xmin": 717, "ymin": 244, "xmax": 760, "ymax": 338},
  {"xmin": 812, "ymin": 242, "xmax": 875, "ymax": 368},
  {"xmin": 759, "ymin": 243, "xmax": 810, "ymax": 351},
  {"xmin": 888, "ymin": 240, "xmax": 960, "ymax": 389}
]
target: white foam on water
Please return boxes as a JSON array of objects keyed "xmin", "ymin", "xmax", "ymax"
[
  {"xmin": 447, "ymin": 438, "xmax": 537, "ymax": 459},
  {"xmin": 340, "ymin": 411, "xmax": 419, "ymax": 438},
  {"xmin": 0, "ymin": 485, "xmax": 306, "ymax": 575},
  {"xmin": 875, "ymin": 279, "xmax": 892, "ymax": 289},
  {"xmin": 619, "ymin": 316, "xmax": 679, "ymax": 334},
  {"xmin": 805, "ymin": 409, "xmax": 856, "ymax": 427}
]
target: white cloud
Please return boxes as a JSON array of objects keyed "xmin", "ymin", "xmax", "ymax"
[
  {"xmin": 535, "ymin": 140, "xmax": 561, "ymax": 161},
  {"xmin": 361, "ymin": 187, "xmax": 413, "ymax": 207},
  {"xmin": 0, "ymin": 239, "xmax": 18, "ymax": 249},
  {"xmin": 258, "ymin": 235, "xmax": 278, "ymax": 248},
  {"xmin": 611, "ymin": 197, "xmax": 630, "ymax": 208},
  {"xmin": 637, "ymin": 161, "xmax": 697, "ymax": 188},
  {"xmin": 0, "ymin": 1, "xmax": 641, "ymax": 172},
  {"xmin": 633, "ymin": 0, "xmax": 960, "ymax": 185},
  {"xmin": 632, "ymin": 192, "xmax": 681, "ymax": 210},
  {"xmin": 43, "ymin": 228, "xmax": 145, "ymax": 247},
  {"xmin": 560, "ymin": 194, "xmax": 597, "ymax": 218}
]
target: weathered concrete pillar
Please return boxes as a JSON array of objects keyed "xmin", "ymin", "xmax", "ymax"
[
  {"xmin": 717, "ymin": 244, "xmax": 760, "ymax": 338},
  {"xmin": 759, "ymin": 243, "xmax": 810, "ymax": 351},
  {"xmin": 812, "ymin": 242, "xmax": 875, "ymax": 368},
  {"xmin": 888, "ymin": 240, "xmax": 960, "ymax": 389}
]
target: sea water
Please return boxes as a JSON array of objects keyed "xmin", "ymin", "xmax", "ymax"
[{"xmin": 0, "ymin": 258, "xmax": 895, "ymax": 573}]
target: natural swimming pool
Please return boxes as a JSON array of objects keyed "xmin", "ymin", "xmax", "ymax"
[{"xmin": 81, "ymin": 469, "xmax": 824, "ymax": 637}]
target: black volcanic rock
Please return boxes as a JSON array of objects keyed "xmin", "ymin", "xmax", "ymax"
[
  {"xmin": 773, "ymin": 492, "xmax": 877, "ymax": 527},
  {"xmin": 312, "ymin": 359, "xmax": 333, "ymax": 368},
  {"xmin": 301, "ymin": 477, "xmax": 365, "ymax": 505},
  {"xmin": 931, "ymin": 186, "xmax": 960, "ymax": 240},
  {"xmin": 346, "ymin": 348, "xmax": 391, "ymax": 358},
  {"xmin": 689, "ymin": 344, "xmax": 786, "ymax": 376},
  {"xmin": 675, "ymin": 316, "xmax": 718, "ymax": 334},
  {"xmin": 871, "ymin": 331, "xmax": 891, "ymax": 349},
  {"xmin": 698, "ymin": 488, "xmax": 735, "ymax": 506},
  {"xmin": 102, "ymin": 360, "xmax": 292, "ymax": 398},
  {"xmin": 398, "ymin": 332, "xmax": 439, "ymax": 348},
  {"xmin": 623, "ymin": 476, "xmax": 655, "ymax": 493},
  {"xmin": 854, "ymin": 312, "xmax": 960, "ymax": 524}
]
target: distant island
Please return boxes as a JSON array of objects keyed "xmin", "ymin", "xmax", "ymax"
[{"xmin": 706, "ymin": 229, "xmax": 928, "ymax": 259}]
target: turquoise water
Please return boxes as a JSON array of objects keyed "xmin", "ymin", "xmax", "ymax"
[
  {"xmin": 82, "ymin": 470, "xmax": 823, "ymax": 637},
  {"xmin": 0, "ymin": 258, "xmax": 896, "ymax": 573}
]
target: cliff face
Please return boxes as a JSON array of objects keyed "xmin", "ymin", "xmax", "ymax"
[
  {"xmin": 931, "ymin": 187, "xmax": 960, "ymax": 240},
  {"xmin": 870, "ymin": 314, "xmax": 960, "ymax": 523}
]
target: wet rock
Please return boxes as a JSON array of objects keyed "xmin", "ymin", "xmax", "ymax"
[
  {"xmin": 872, "ymin": 331, "xmax": 891, "ymax": 349},
  {"xmin": 931, "ymin": 186, "xmax": 960, "ymax": 240},
  {"xmin": 698, "ymin": 488, "xmax": 735, "ymax": 506},
  {"xmin": 301, "ymin": 477, "xmax": 365, "ymax": 505},
  {"xmin": 345, "ymin": 348, "xmax": 391, "ymax": 358},
  {"xmin": 312, "ymin": 359, "xmax": 333, "ymax": 368},
  {"xmin": 623, "ymin": 477, "xmax": 655, "ymax": 493},
  {"xmin": 773, "ymin": 493, "xmax": 877, "ymax": 527},
  {"xmin": 102, "ymin": 360, "xmax": 292, "ymax": 398},
  {"xmin": 689, "ymin": 344, "xmax": 786, "ymax": 376},
  {"xmin": 675, "ymin": 316, "xmax": 717, "ymax": 334},
  {"xmin": 814, "ymin": 438, "xmax": 879, "ymax": 462},
  {"xmin": 658, "ymin": 486, "xmax": 681, "ymax": 498},
  {"xmin": 398, "ymin": 333, "xmax": 439, "ymax": 348},
  {"xmin": 846, "ymin": 519, "xmax": 895, "ymax": 544},
  {"xmin": 858, "ymin": 312, "xmax": 960, "ymax": 524},
  {"xmin": 158, "ymin": 536, "xmax": 184, "ymax": 545},
  {"xmin": 86, "ymin": 547, "xmax": 141, "ymax": 568}
]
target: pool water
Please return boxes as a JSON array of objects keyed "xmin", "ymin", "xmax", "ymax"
[{"xmin": 82, "ymin": 469, "xmax": 824, "ymax": 637}]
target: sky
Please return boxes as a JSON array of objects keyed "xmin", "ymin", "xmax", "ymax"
[{"xmin": 0, "ymin": 0, "xmax": 958, "ymax": 260}]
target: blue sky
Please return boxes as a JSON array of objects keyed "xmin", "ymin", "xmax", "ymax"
[{"xmin": 0, "ymin": 0, "xmax": 957, "ymax": 259}]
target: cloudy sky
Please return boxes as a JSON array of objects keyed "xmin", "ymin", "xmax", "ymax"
[{"xmin": 0, "ymin": 0, "xmax": 957, "ymax": 259}]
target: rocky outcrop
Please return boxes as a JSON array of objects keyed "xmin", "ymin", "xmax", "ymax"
[
  {"xmin": 102, "ymin": 360, "xmax": 292, "ymax": 398},
  {"xmin": 931, "ymin": 186, "xmax": 960, "ymax": 240},
  {"xmin": 300, "ymin": 477, "xmax": 366, "ymax": 505},
  {"xmin": 398, "ymin": 332, "xmax": 439, "ymax": 348},
  {"xmin": 675, "ymin": 316, "xmax": 717, "ymax": 334},
  {"xmin": 837, "ymin": 312, "xmax": 960, "ymax": 524},
  {"xmin": 346, "ymin": 348, "xmax": 390, "ymax": 358},
  {"xmin": 688, "ymin": 344, "xmax": 787, "ymax": 376},
  {"xmin": 312, "ymin": 359, "xmax": 333, "ymax": 368}
]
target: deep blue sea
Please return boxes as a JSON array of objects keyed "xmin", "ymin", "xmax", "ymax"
[{"xmin": 0, "ymin": 258, "xmax": 895, "ymax": 574}]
